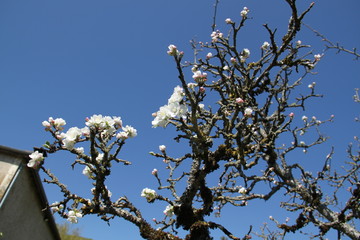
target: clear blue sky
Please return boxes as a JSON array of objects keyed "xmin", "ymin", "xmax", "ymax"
[{"xmin": 0, "ymin": 0, "xmax": 359, "ymax": 239}]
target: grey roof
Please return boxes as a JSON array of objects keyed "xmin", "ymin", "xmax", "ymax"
[{"xmin": 0, "ymin": 145, "xmax": 61, "ymax": 240}]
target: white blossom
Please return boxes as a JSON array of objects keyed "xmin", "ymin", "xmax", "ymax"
[
  {"xmin": 168, "ymin": 86, "xmax": 185, "ymax": 104},
  {"xmin": 96, "ymin": 153, "xmax": 104, "ymax": 163},
  {"xmin": 240, "ymin": 48, "xmax": 250, "ymax": 62},
  {"xmin": 239, "ymin": 187, "xmax": 247, "ymax": 195},
  {"xmin": 141, "ymin": 188, "xmax": 157, "ymax": 202},
  {"xmin": 240, "ymin": 7, "xmax": 249, "ymax": 18},
  {"xmin": 152, "ymin": 86, "xmax": 188, "ymax": 128},
  {"xmin": 192, "ymin": 70, "xmax": 207, "ymax": 83},
  {"xmin": 67, "ymin": 210, "xmax": 82, "ymax": 224},
  {"xmin": 61, "ymin": 127, "xmax": 82, "ymax": 150},
  {"xmin": 116, "ymin": 131, "xmax": 129, "ymax": 140},
  {"xmin": 42, "ymin": 120, "xmax": 51, "ymax": 129},
  {"xmin": 159, "ymin": 145, "xmax": 166, "ymax": 152},
  {"xmin": 244, "ymin": 107, "xmax": 253, "ymax": 117},
  {"xmin": 27, "ymin": 151, "xmax": 44, "ymax": 168},
  {"xmin": 314, "ymin": 54, "xmax": 322, "ymax": 61},
  {"xmin": 225, "ymin": 18, "xmax": 232, "ymax": 24},
  {"xmin": 122, "ymin": 125, "xmax": 137, "ymax": 138},
  {"xmin": 187, "ymin": 82, "xmax": 198, "ymax": 89},
  {"xmin": 82, "ymin": 165, "xmax": 94, "ymax": 179},
  {"xmin": 211, "ymin": 30, "xmax": 223, "ymax": 42},
  {"xmin": 52, "ymin": 118, "xmax": 66, "ymax": 129},
  {"xmin": 75, "ymin": 147, "xmax": 84, "ymax": 155},
  {"xmin": 163, "ymin": 205, "xmax": 174, "ymax": 217},
  {"xmin": 261, "ymin": 41, "xmax": 270, "ymax": 50},
  {"xmin": 167, "ymin": 44, "xmax": 178, "ymax": 56}
]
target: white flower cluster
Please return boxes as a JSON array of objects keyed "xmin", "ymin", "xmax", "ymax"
[
  {"xmin": 211, "ymin": 30, "xmax": 223, "ymax": 42},
  {"xmin": 238, "ymin": 187, "xmax": 247, "ymax": 195},
  {"xmin": 167, "ymin": 44, "xmax": 180, "ymax": 56},
  {"xmin": 163, "ymin": 205, "xmax": 174, "ymax": 217},
  {"xmin": 192, "ymin": 70, "xmax": 208, "ymax": 83},
  {"xmin": 60, "ymin": 126, "xmax": 89, "ymax": 150},
  {"xmin": 141, "ymin": 188, "xmax": 157, "ymax": 202},
  {"xmin": 27, "ymin": 151, "xmax": 45, "ymax": 168},
  {"xmin": 152, "ymin": 86, "xmax": 188, "ymax": 128},
  {"xmin": 42, "ymin": 117, "xmax": 66, "ymax": 131},
  {"xmin": 59, "ymin": 115, "xmax": 136, "ymax": 150},
  {"xmin": 67, "ymin": 209, "xmax": 83, "ymax": 223},
  {"xmin": 240, "ymin": 7, "xmax": 249, "ymax": 18},
  {"xmin": 261, "ymin": 41, "xmax": 270, "ymax": 50}
]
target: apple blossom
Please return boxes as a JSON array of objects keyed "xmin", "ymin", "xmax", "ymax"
[
  {"xmin": 223, "ymin": 65, "xmax": 229, "ymax": 71},
  {"xmin": 152, "ymin": 86, "xmax": 188, "ymax": 128},
  {"xmin": 167, "ymin": 44, "xmax": 178, "ymax": 56},
  {"xmin": 168, "ymin": 86, "xmax": 185, "ymax": 104},
  {"xmin": 302, "ymin": 115, "xmax": 308, "ymax": 121},
  {"xmin": 27, "ymin": 151, "xmax": 45, "ymax": 168},
  {"xmin": 75, "ymin": 147, "xmax": 84, "ymax": 154},
  {"xmin": 67, "ymin": 209, "xmax": 83, "ymax": 223},
  {"xmin": 187, "ymin": 82, "xmax": 197, "ymax": 89},
  {"xmin": 82, "ymin": 165, "xmax": 94, "ymax": 179},
  {"xmin": 308, "ymin": 81, "xmax": 316, "ymax": 89},
  {"xmin": 192, "ymin": 70, "xmax": 207, "ymax": 83},
  {"xmin": 314, "ymin": 54, "xmax": 322, "ymax": 61},
  {"xmin": 244, "ymin": 107, "xmax": 253, "ymax": 117},
  {"xmin": 122, "ymin": 125, "xmax": 137, "ymax": 138},
  {"xmin": 61, "ymin": 127, "xmax": 82, "ymax": 150},
  {"xmin": 206, "ymin": 52, "xmax": 213, "ymax": 59},
  {"xmin": 210, "ymin": 30, "xmax": 223, "ymax": 42},
  {"xmin": 159, "ymin": 145, "xmax": 166, "ymax": 152},
  {"xmin": 238, "ymin": 187, "xmax": 247, "ymax": 195},
  {"xmin": 152, "ymin": 168, "xmax": 158, "ymax": 175},
  {"xmin": 242, "ymin": 48, "xmax": 250, "ymax": 59},
  {"xmin": 240, "ymin": 7, "xmax": 249, "ymax": 18},
  {"xmin": 163, "ymin": 205, "xmax": 174, "ymax": 217},
  {"xmin": 141, "ymin": 188, "xmax": 157, "ymax": 202},
  {"xmin": 96, "ymin": 153, "xmax": 104, "ymax": 163},
  {"xmin": 236, "ymin": 98, "xmax": 244, "ymax": 104},
  {"xmin": 86, "ymin": 114, "xmax": 104, "ymax": 128},
  {"xmin": 289, "ymin": 112, "xmax": 294, "ymax": 118},
  {"xmin": 191, "ymin": 65, "xmax": 198, "ymax": 72},
  {"xmin": 225, "ymin": 18, "xmax": 232, "ymax": 24},
  {"xmin": 116, "ymin": 131, "xmax": 128, "ymax": 140},
  {"xmin": 261, "ymin": 41, "xmax": 270, "ymax": 50},
  {"xmin": 42, "ymin": 120, "xmax": 51, "ymax": 129},
  {"xmin": 52, "ymin": 118, "xmax": 66, "ymax": 130}
]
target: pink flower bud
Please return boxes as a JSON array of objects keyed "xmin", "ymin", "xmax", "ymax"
[
  {"xmin": 200, "ymin": 87, "xmax": 205, "ymax": 93},
  {"xmin": 236, "ymin": 98, "xmax": 244, "ymax": 104},
  {"xmin": 289, "ymin": 112, "xmax": 294, "ymax": 118}
]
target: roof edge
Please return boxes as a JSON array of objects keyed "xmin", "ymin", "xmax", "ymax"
[{"xmin": 0, "ymin": 145, "xmax": 61, "ymax": 240}]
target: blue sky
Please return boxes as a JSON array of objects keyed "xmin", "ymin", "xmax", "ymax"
[{"xmin": 0, "ymin": 0, "xmax": 359, "ymax": 239}]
